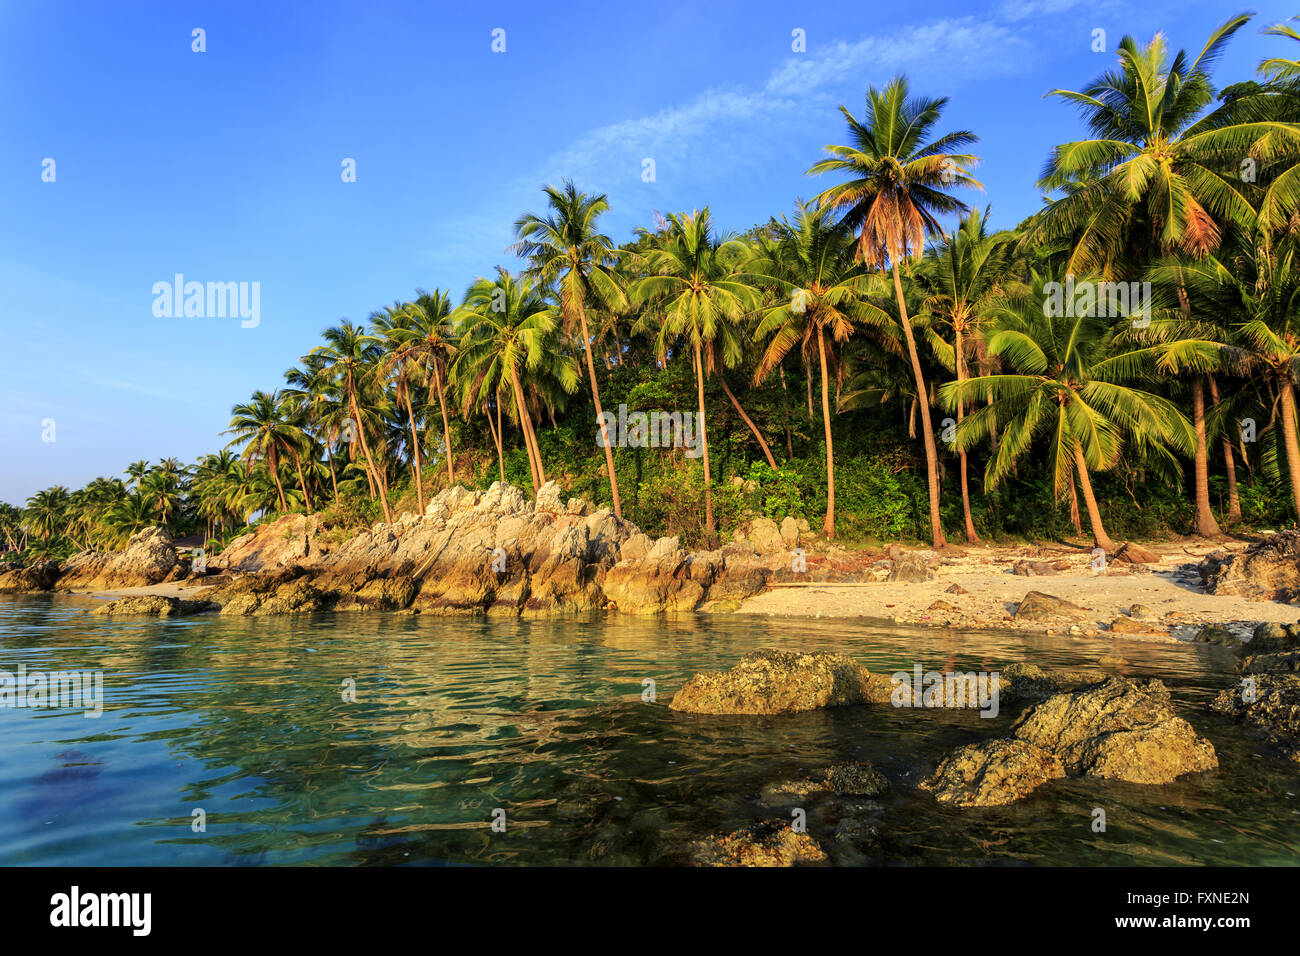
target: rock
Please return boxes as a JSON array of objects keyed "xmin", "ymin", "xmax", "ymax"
[
  {"xmin": 669, "ymin": 649, "xmax": 895, "ymax": 715},
  {"xmin": 93, "ymin": 595, "xmax": 214, "ymax": 617},
  {"xmin": 1014, "ymin": 591, "xmax": 1089, "ymax": 622},
  {"xmin": 945, "ymin": 583, "xmax": 969, "ymax": 595},
  {"xmin": 1000, "ymin": 662, "xmax": 1059, "ymax": 703},
  {"xmin": 1098, "ymin": 655, "xmax": 1130, "ymax": 667},
  {"xmin": 1209, "ymin": 674, "xmax": 1300, "ymax": 763},
  {"xmin": 735, "ymin": 517, "xmax": 784, "ymax": 554},
  {"xmin": 1199, "ymin": 531, "xmax": 1300, "ymax": 601},
  {"xmin": 1250, "ymin": 622, "xmax": 1299, "ymax": 653},
  {"xmin": 0, "ymin": 559, "xmax": 60, "ymax": 592},
  {"xmin": 1128, "ymin": 603, "xmax": 1156, "ymax": 621},
  {"xmin": 758, "ymin": 779, "xmax": 826, "ymax": 806},
  {"xmin": 1108, "ymin": 616, "xmax": 1171, "ymax": 638},
  {"xmin": 1194, "ymin": 623, "xmax": 1240, "ymax": 646},
  {"xmin": 1114, "ymin": 542, "xmax": 1161, "ymax": 564},
  {"xmin": 920, "ymin": 739, "xmax": 1065, "ymax": 807},
  {"xmin": 1013, "ymin": 678, "xmax": 1218, "ymax": 784},
  {"xmin": 214, "ymin": 514, "xmax": 326, "ymax": 573},
  {"xmin": 54, "ymin": 527, "xmax": 183, "ymax": 591},
  {"xmin": 926, "ymin": 599, "xmax": 962, "ymax": 616},
  {"xmin": 779, "ymin": 516, "xmax": 800, "ymax": 547},
  {"xmin": 823, "ymin": 761, "xmax": 890, "ymax": 797},
  {"xmin": 1011, "ymin": 559, "xmax": 1057, "ymax": 576},
  {"xmin": 689, "ymin": 823, "xmax": 827, "ymax": 867},
  {"xmin": 890, "ymin": 550, "xmax": 937, "ymax": 583}
]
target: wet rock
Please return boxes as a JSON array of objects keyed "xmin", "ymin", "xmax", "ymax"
[
  {"xmin": 689, "ymin": 822, "xmax": 827, "ymax": 867},
  {"xmin": 1209, "ymin": 674, "xmax": 1300, "ymax": 763},
  {"xmin": 920, "ymin": 739, "xmax": 1065, "ymax": 807},
  {"xmin": 1013, "ymin": 678, "xmax": 1218, "ymax": 784},
  {"xmin": 0, "ymin": 559, "xmax": 60, "ymax": 592},
  {"xmin": 823, "ymin": 761, "xmax": 889, "ymax": 797},
  {"xmin": 1098, "ymin": 655, "xmax": 1130, "ymax": 667},
  {"xmin": 1199, "ymin": 532, "xmax": 1300, "ymax": 602},
  {"xmin": 92, "ymin": 595, "xmax": 215, "ymax": 617},
  {"xmin": 758, "ymin": 778, "xmax": 826, "ymax": 806},
  {"xmin": 1000, "ymin": 662, "xmax": 1059, "ymax": 704},
  {"xmin": 1014, "ymin": 591, "xmax": 1089, "ymax": 622},
  {"xmin": 1250, "ymin": 622, "xmax": 1300, "ymax": 653},
  {"xmin": 1194, "ymin": 624, "xmax": 1240, "ymax": 646},
  {"xmin": 669, "ymin": 649, "xmax": 895, "ymax": 715},
  {"xmin": 1109, "ymin": 616, "xmax": 1171, "ymax": 638}
]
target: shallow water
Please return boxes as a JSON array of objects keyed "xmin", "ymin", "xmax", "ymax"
[{"xmin": 0, "ymin": 594, "xmax": 1296, "ymax": 866}]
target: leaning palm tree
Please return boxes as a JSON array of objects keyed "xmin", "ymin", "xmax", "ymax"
[
  {"xmin": 630, "ymin": 209, "xmax": 764, "ymax": 538},
  {"xmin": 749, "ymin": 203, "xmax": 895, "ymax": 538},
  {"xmin": 309, "ymin": 322, "xmax": 392, "ymax": 522},
  {"xmin": 513, "ymin": 182, "xmax": 629, "ymax": 516},
  {"xmin": 917, "ymin": 207, "xmax": 1024, "ymax": 542},
  {"xmin": 450, "ymin": 268, "xmax": 577, "ymax": 493},
  {"xmin": 809, "ymin": 74, "xmax": 982, "ymax": 549},
  {"xmin": 943, "ymin": 274, "xmax": 1194, "ymax": 551}
]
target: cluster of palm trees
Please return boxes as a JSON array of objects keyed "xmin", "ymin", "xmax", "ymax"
[{"xmin": 11, "ymin": 14, "xmax": 1300, "ymax": 560}]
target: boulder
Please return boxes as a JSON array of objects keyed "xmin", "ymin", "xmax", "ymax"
[
  {"xmin": 55, "ymin": 527, "xmax": 183, "ymax": 591},
  {"xmin": 1012, "ymin": 678, "xmax": 1218, "ymax": 784},
  {"xmin": 1209, "ymin": 674, "xmax": 1300, "ymax": 764},
  {"xmin": 669, "ymin": 650, "xmax": 894, "ymax": 715},
  {"xmin": 1199, "ymin": 532, "xmax": 1300, "ymax": 602},
  {"xmin": 93, "ymin": 595, "xmax": 214, "ymax": 617},
  {"xmin": 1013, "ymin": 591, "xmax": 1089, "ymax": 622},
  {"xmin": 1114, "ymin": 542, "xmax": 1161, "ymax": 565},
  {"xmin": 890, "ymin": 550, "xmax": 937, "ymax": 583},
  {"xmin": 0, "ymin": 559, "xmax": 60, "ymax": 592},
  {"xmin": 920, "ymin": 739, "xmax": 1065, "ymax": 807},
  {"xmin": 735, "ymin": 517, "xmax": 784, "ymax": 554},
  {"xmin": 689, "ymin": 823, "xmax": 827, "ymax": 867}
]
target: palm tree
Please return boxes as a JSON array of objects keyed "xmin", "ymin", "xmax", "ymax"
[
  {"xmin": 309, "ymin": 322, "xmax": 393, "ymax": 522},
  {"xmin": 918, "ymin": 207, "xmax": 1024, "ymax": 542},
  {"xmin": 943, "ymin": 273, "xmax": 1194, "ymax": 551},
  {"xmin": 125, "ymin": 460, "xmax": 149, "ymax": 489},
  {"xmin": 451, "ymin": 268, "xmax": 576, "ymax": 493},
  {"xmin": 809, "ymin": 74, "xmax": 982, "ymax": 548},
  {"xmin": 631, "ymin": 209, "xmax": 765, "ymax": 538},
  {"xmin": 23, "ymin": 487, "xmax": 69, "ymax": 542},
  {"xmin": 373, "ymin": 302, "xmax": 429, "ymax": 512},
  {"xmin": 514, "ymin": 182, "xmax": 630, "ymax": 516},
  {"xmin": 225, "ymin": 390, "xmax": 307, "ymax": 516},
  {"xmin": 749, "ymin": 203, "xmax": 894, "ymax": 538}
]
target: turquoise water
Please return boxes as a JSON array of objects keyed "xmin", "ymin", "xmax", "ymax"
[{"xmin": 0, "ymin": 593, "xmax": 1296, "ymax": 866}]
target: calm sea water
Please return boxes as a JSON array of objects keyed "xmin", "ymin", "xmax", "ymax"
[{"xmin": 0, "ymin": 593, "xmax": 1296, "ymax": 866}]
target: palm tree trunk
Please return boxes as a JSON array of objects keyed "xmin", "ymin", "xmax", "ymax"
[
  {"xmin": 692, "ymin": 339, "xmax": 715, "ymax": 538},
  {"xmin": 892, "ymin": 262, "xmax": 945, "ymax": 549},
  {"xmin": 433, "ymin": 364, "xmax": 455, "ymax": 485},
  {"xmin": 292, "ymin": 449, "xmax": 313, "ymax": 513},
  {"xmin": 1278, "ymin": 378, "xmax": 1300, "ymax": 520},
  {"xmin": 509, "ymin": 368, "xmax": 543, "ymax": 492},
  {"xmin": 1191, "ymin": 378, "xmax": 1222, "ymax": 537},
  {"xmin": 403, "ymin": 384, "xmax": 424, "ymax": 513},
  {"xmin": 1068, "ymin": 473, "xmax": 1082, "ymax": 535},
  {"xmin": 1073, "ymin": 443, "xmax": 1117, "ymax": 552},
  {"xmin": 267, "ymin": 448, "xmax": 288, "ymax": 513},
  {"xmin": 954, "ymin": 325, "xmax": 980, "ymax": 544},
  {"xmin": 1209, "ymin": 375, "xmax": 1240, "ymax": 523},
  {"xmin": 485, "ymin": 399, "xmax": 505, "ymax": 483},
  {"xmin": 779, "ymin": 367, "xmax": 794, "ymax": 458},
  {"xmin": 349, "ymin": 391, "xmax": 392, "ymax": 523},
  {"xmin": 805, "ymin": 367, "xmax": 814, "ymax": 420},
  {"xmin": 577, "ymin": 298, "xmax": 623, "ymax": 517},
  {"xmin": 816, "ymin": 327, "xmax": 836, "ymax": 539},
  {"xmin": 326, "ymin": 444, "xmax": 339, "ymax": 500},
  {"xmin": 718, "ymin": 370, "xmax": 777, "ymax": 469}
]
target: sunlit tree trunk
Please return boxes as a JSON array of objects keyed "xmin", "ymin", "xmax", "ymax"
[
  {"xmin": 817, "ymin": 327, "xmax": 836, "ymax": 539},
  {"xmin": 1191, "ymin": 378, "xmax": 1222, "ymax": 537},
  {"xmin": 1073, "ymin": 443, "xmax": 1117, "ymax": 552},
  {"xmin": 892, "ymin": 262, "xmax": 945, "ymax": 549}
]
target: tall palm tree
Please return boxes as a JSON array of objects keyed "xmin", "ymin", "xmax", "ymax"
[
  {"xmin": 749, "ymin": 203, "xmax": 894, "ymax": 538},
  {"xmin": 309, "ymin": 322, "xmax": 392, "ymax": 522},
  {"xmin": 225, "ymin": 390, "xmax": 307, "ymax": 516},
  {"xmin": 372, "ymin": 302, "xmax": 429, "ymax": 512},
  {"xmin": 943, "ymin": 274, "xmax": 1194, "ymax": 551},
  {"xmin": 513, "ymin": 182, "xmax": 629, "ymax": 516},
  {"xmin": 631, "ymin": 209, "xmax": 765, "ymax": 538},
  {"xmin": 917, "ymin": 207, "xmax": 1024, "ymax": 542},
  {"xmin": 23, "ymin": 486, "xmax": 69, "ymax": 542},
  {"xmin": 451, "ymin": 268, "xmax": 576, "ymax": 493},
  {"xmin": 809, "ymin": 74, "xmax": 982, "ymax": 548}
]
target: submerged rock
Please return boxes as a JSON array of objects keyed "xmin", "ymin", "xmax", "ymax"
[
  {"xmin": 823, "ymin": 761, "xmax": 890, "ymax": 797},
  {"xmin": 92, "ymin": 595, "xmax": 214, "ymax": 617},
  {"xmin": 689, "ymin": 822, "xmax": 827, "ymax": 867},
  {"xmin": 921, "ymin": 739, "xmax": 1066, "ymax": 808},
  {"xmin": 669, "ymin": 650, "xmax": 895, "ymax": 715},
  {"xmin": 1209, "ymin": 674, "xmax": 1300, "ymax": 764}
]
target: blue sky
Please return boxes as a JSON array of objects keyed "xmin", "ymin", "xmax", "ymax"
[{"xmin": 0, "ymin": 0, "xmax": 1290, "ymax": 504}]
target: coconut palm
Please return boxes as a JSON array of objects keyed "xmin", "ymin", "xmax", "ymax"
[
  {"xmin": 225, "ymin": 390, "xmax": 308, "ymax": 516},
  {"xmin": 630, "ymin": 209, "xmax": 765, "ymax": 538},
  {"xmin": 514, "ymin": 182, "xmax": 629, "ymax": 515},
  {"xmin": 943, "ymin": 273, "xmax": 1194, "ymax": 551},
  {"xmin": 309, "ymin": 322, "xmax": 392, "ymax": 522},
  {"xmin": 451, "ymin": 268, "xmax": 577, "ymax": 493},
  {"xmin": 917, "ymin": 207, "xmax": 1024, "ymax": 542},
  {"xmin": 749, "ymin": 203, "xmax": 895, "ymax": 537},
  {"xmin": 23, "ymin": 487, "xmax": 69, "ymax": 542},
  {"xmin": 809, "ymin": 74, "xmax": 982, "ymax": 548}
]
